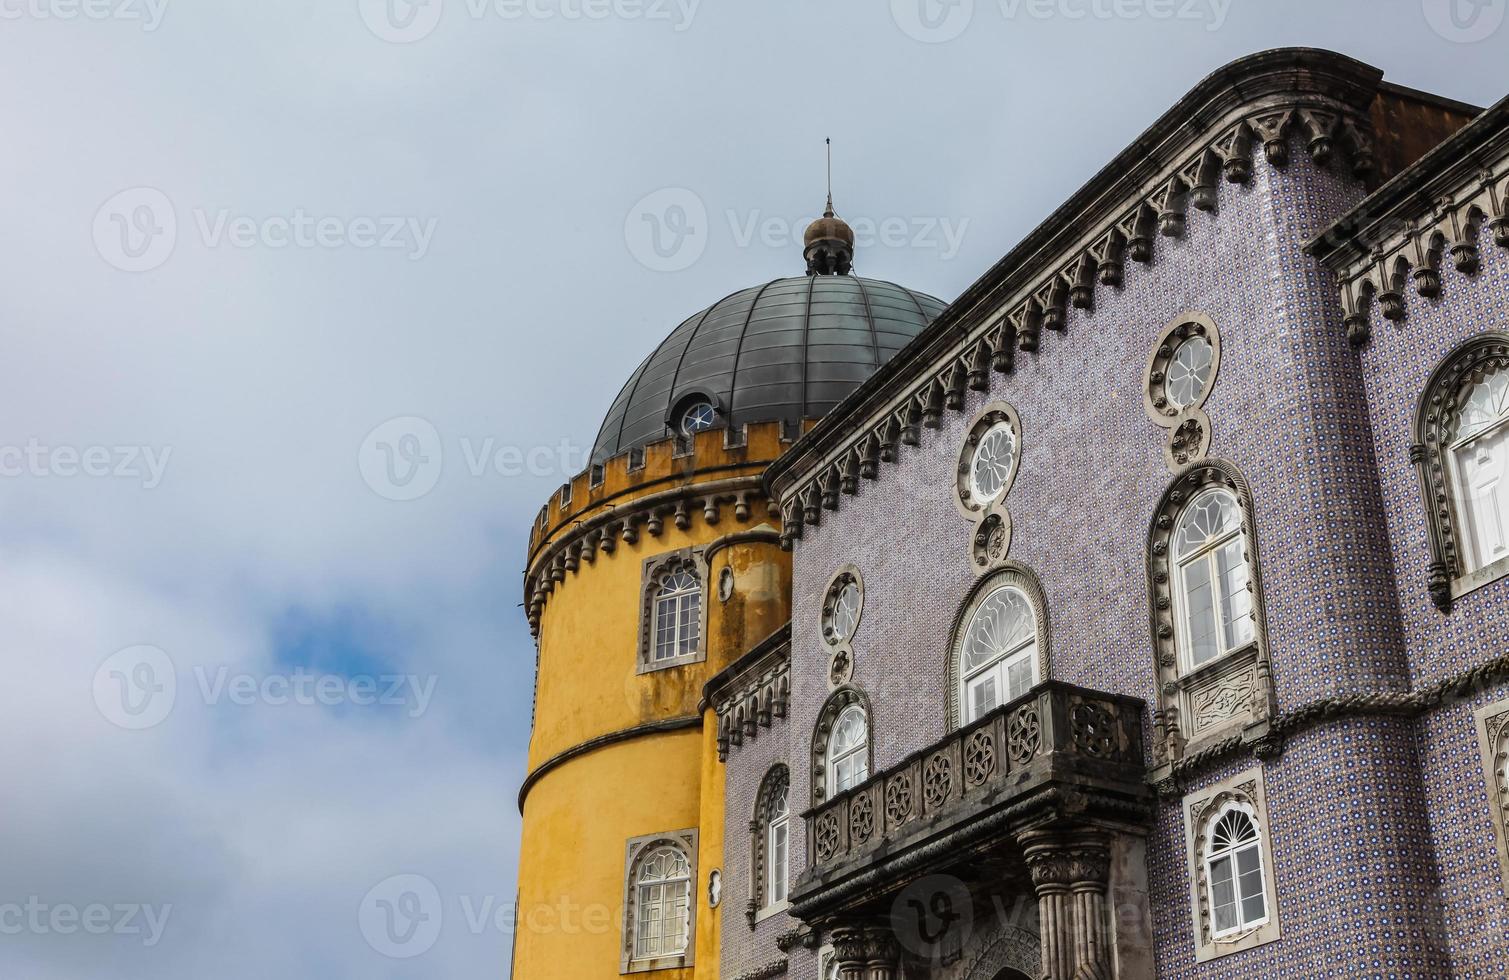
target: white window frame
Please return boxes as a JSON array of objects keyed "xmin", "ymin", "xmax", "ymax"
[
  {"xmin": 753, "ymin": 767, "xmax": 791, "ymax": 922},
  {"xmin": 827, "ymin": 704, "xmax": 869, "ymax": 795},
  {"xmin": 766, "ymin": 789, "xmax": 789, "ymax": 909},
  {"xmin": 1172, "ymin": 488, "xmax": 1254, "ymax": 674},
  {"xmin": 652, "ymin": 570, "xmax": 701, "ymax": 662},
  {"xmin": 637, "ymin": 550, "xmax": 707, "ymax": 674},
  {"xmin": 1201, "ymin": 803, "xmax": 1270, "ymax": 939},
  {"xmin": 1448, "ymin": 390, "xmax": 1509, "ymax": 575},
  {"xmin": 1182, "ymin": 768, "xmax": 1280, "ymax": 962},
  {"xmin": 621, "ymin": 830, "xmax": 698, "ymax": 974},
  {"xmin": 957, "ymin": 584, "xmax": 1040, "ymax": 725}
]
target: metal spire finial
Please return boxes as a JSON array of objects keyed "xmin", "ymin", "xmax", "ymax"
[{"xmin": 824, "ymin": 138, "xmax": 834, "ymax": 216}]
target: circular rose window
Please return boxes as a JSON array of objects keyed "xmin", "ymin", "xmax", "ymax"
[
  {"xmin": 821, "ymin": 567, "xmax": 864, "ymax": 647},
  {"xmin": 1164, "ymin": 334, "xmax": 1214, "ymax": 409},
  {"xmin": 956, "ymin": 404, "xmax": 1022, "ymax": 519}
]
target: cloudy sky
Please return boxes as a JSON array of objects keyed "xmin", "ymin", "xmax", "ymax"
[{"xmin": 0, "ymin": 0, "xmax": 1502, "ymax": 976}]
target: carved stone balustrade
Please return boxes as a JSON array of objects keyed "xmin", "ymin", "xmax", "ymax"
[{"xmin": 793, "ymin": 682, "xmax": 1150, "ymax": 922}]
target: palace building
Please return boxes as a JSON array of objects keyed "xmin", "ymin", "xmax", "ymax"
[{"xmin": 514, "ymin": 48, "xmax": 1509, "ymax": 978}]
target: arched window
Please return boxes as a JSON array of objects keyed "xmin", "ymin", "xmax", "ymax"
[
  {"xmin": 1202, "ymin": 805, "xmax": 1269, "ymax": 937},
  {"xmin": 632, "ymin": 846, "xmax": 691, "ymax": 961},
  {"xmin": 958, "ymin": 585, "xmax": 1038, "ymax": 723},
  {"xmin": 1448, "ymin": 367, "xmax": 1509, "ymax": 571},
  {"xmin": 766, "ymin": 780, "xmax": 789, "ymax": 906},
  {"xmin": 1172, "ymin": 488, "xmax": 1254, "ymax": 670},
  {"xmin": 811, "ymin": 689, "xmax": 872, "ymax": 804},
  {"xmin": 750, "ymin": 767, "xmax": 790, "ymax": 923},
  {"xmin": 1147, "ymin": 462, "xmax": 1272, "ymax": 764},
  {"xmin": 949, "ymin": 564, "xmax": 1050, "ymax": 728},
  {"xmin": 639, "ymin": 551, "xmax": 705, "ymax": 671},
  {"xmin": 1413, "ymin": 333, "xmax": 1509, "ymax": 610},
  {"xmin": 654, "ymin": 570, "xmax": 701, "ymax": 662},
  {"xmin": 829, "ymin": 705, "xmax": 868, "ymax": 793}
]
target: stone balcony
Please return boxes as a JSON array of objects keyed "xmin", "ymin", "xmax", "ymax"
[{"xmin": 792, "ymin": 681, "xmax": 1152, "ymax": 924}]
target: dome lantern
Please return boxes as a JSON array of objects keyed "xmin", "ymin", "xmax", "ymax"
[
  {"xmin": 804, "ymin": 138, "xmax": 855, "ymax": 276},
  {"xmin": 803, "ymin": 196, "xmax": 855, "ymax": 276}
]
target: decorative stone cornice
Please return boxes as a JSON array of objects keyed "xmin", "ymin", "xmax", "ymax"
[
  {"xmin": 704, "ymin": 625, "xmax": 791, "ymax": 761},
  {"xmin": 766, "ymin": 49, "xmax": 1386, "ymax": 534},
  {"xmin": 522, "ymin": 472, "xmax": 777, "ymax": 637},
  {"xmin": 1309, "ymin": 95, "xmax": 1508, "ymax": 346},
  {"xmin": 1151, "ymin": 650, "xmax": 1509, "ymax": 795}
]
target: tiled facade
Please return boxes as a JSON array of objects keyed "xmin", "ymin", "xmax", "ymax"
[{"xmin": 714, "ymin": 53, "xmax": 1509, "ymax": 980}]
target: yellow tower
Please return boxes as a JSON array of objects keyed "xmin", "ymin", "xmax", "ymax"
[{"xmin": 514, "ymin": 210, "xmax": 948, "ymax": 978}]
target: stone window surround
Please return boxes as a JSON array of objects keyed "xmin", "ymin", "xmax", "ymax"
[
  {"xmin": 946, "ymin": 561, "xmax": 1053, "ymax": 731},
  {"xmin": 620, "ymin": 828, "xmax": 699, "ymax": 975},
  {"xmin": 1182, "ymin": 767, "xmax": 1281, "ymax": 962},
  {"xmin": 637, "ymin": 547, "xmax": 709, "ymax": 674},
  {"xmin": 1146, "ymin": 459, "xmax": 1276, "ymax": 767},
  {"xmin": 1475, "ymin": 696, "xmax": 1509, "ymax": 895},
  {"xmin": 748, "ymin": 764, "xmax": 791, "ymax": 927},
  {"xmin": 1412, "ymin": 331, "xmax": 1509, "ymax": 612},
  {"xmin": 811, "ymin": 686, "xmax": 873, "ymax": 806}
]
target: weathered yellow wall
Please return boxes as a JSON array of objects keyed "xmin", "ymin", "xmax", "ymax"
[
  {"xmin": 514, "ymin": 426, "xmax": 793, "ymax": 980},
  {"xmin": 516, "ymin": 732, "xmax": 702, "ymax": 980}
]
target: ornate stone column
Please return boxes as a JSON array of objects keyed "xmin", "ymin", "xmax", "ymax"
[
  {"xmin": 1020, "ymin": 830, "xmax": 1113, "ymax": 980},
  {"xmin": 829, "ymin": 923, "xmax": 900, "ymax": 980}
]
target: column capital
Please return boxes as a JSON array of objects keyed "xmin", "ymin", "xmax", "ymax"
[{"xmin": 1019, "ymin": 829, "xmax": 1112, "ymax": 893}]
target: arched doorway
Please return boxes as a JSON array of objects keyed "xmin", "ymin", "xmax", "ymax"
[{"xmin": 990, "ymin": 971, "xmax": 1032, "ymax": 980}]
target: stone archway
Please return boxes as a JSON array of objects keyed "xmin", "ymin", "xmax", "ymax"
[{"xmin": 929, "ymin": 915, "xmax": 1039, "ymax": 980}]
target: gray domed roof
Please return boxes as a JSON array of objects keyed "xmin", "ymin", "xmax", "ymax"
[{"xmin": 593, "ymin": 275, "xmax": 948, "ymax": 461}]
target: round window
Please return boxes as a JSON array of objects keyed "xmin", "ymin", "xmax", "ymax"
[
  {"xmin": 821, "ymin": 568, "xmax": 863, "ymax": 647},
  {"xmin": 1164, "ymin": 334, "xmax": 1214, "ymax": 409},
  {"xmin": 968, "ymin": 420, "xmax": 1018, "ymax": 505},
  {"xmin": 679, "ymin": 401, "xmax": 717, "ymax": 435}
]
